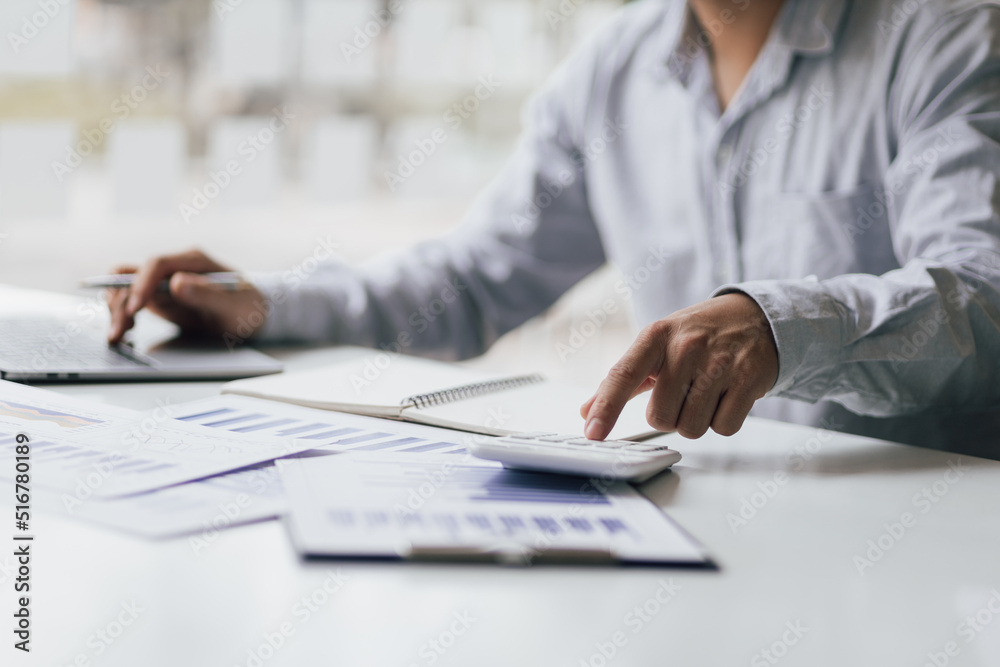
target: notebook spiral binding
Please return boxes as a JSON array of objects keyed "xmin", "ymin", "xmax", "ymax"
[{"xmin": 403, "ymin": 374, "xmax": 545, "ymax": 410}]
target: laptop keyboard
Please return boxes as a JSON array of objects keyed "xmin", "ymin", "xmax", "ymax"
[{"xmin": 0, "ymin": 319, "xmax": 152, "ymax": 372}]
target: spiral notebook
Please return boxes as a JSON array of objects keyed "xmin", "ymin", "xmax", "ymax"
[{"xmin": 221, "ymin": 349, "xmax": 659, "ymax": 440}]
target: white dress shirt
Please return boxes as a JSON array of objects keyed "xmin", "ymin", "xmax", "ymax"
[{"xmin": 253, "ymin": 0, "xmax": 1000, "ymax": 457}]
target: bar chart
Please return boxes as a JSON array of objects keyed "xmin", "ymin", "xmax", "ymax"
[{"xmin": 172, "ymin": 395, "xmax": 468, "ymax": 456}]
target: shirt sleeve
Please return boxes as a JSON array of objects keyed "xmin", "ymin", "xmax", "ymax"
[
  {"xmin": 716, "ymin": 7, "xmax": 1000, "ymax": 416},
  {"xmin": 249, "ymin": 41, "xmax": 607, "ymax": 360}
]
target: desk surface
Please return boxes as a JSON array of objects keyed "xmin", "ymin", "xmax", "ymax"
[{"xmin": 7, "ymin": 345, "xmax": 1000, "ymax": 667}]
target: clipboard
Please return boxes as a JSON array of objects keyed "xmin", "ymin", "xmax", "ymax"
[{"xmin": 277, "ymin": 453, "xmax": 713, "ymax": 567}]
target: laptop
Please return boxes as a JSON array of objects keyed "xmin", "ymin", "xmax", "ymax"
[{"xmin": 0, "ymin": 316, "xmax": 283, "ymax": 382}]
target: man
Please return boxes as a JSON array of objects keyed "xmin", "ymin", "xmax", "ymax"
[{"xmin": 109, "ymin": 0, "xmax": 1000, "ymax": 457}]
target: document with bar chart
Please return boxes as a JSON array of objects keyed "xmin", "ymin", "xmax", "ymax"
[
  {"xmin": 0, "ymin": 380, "xmax": 319, "ymax": 498},
  {"xmin": 10, "ymin": 393, "xmax": 479, "ymax": 536},
  {"xmin": 1, "ymin": 461, "xmax": 289, "ymax": 538},
  {"xmin": 169, "ymin": 394, "xmax": 472, "ymax": 456},
  {"xmin": 278, "ymin": 453, "xmax": 712, "ymax": 566}
]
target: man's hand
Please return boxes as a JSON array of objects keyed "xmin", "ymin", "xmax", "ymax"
[
  {"xmin": 107, "ymin": 249, "xmax": 268, "ymax": 345},
  {"xmin": 581, "ymin": 293, "xmax": 779, "ymax": 440}
]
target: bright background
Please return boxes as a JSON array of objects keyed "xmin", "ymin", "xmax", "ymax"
[{"xmin": 0, "ymin": 0, "xmax": 636, "ymax": 383}]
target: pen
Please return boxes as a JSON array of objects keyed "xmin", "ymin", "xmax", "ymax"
[{"xmin": 79, "ymin": 272, "xmax": 245, "ymax": 292}]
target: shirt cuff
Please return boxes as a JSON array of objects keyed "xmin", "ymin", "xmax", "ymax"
[
  {"xmin": 244, "ymin": 272, "xmax": 291, "ymax": 342},
  {"xmin": 246, "ymin": 262, "xmax": 362, "ymax": 344},
  {"xmin": 712, "ymin": 278, "xmax": 846, "ymax": 400}
]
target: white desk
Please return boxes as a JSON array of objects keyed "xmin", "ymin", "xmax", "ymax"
[{"xmin": 6, "ymin": 347, "xmax": 1000, "ymax": 666}]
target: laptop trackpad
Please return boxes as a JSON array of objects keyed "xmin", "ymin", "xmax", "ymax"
[{"xmin": 139, "ymin": 334, "xmax": 283, "ymax": 375}]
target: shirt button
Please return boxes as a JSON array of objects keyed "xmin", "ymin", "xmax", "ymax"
[{"xmin": 717, "ymin": 144, "xmax": 733, "ymax": 163}]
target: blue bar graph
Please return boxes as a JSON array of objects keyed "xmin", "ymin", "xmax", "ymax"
[
  {"xmin": 202, "ymin": 413, "xmax": 266, "ymax": 428},
  {"xmin": 173, "ymin": 402, "xmax": 466, "ymax": 455},
  {"xmin": 277, "ymin": 422, "xmax": 331, "ymax": 436},
  {"xmin": 301, "ymin": 427, "xmax": 360, "ymax": 441},
  {"xmin": 230, "ymin": 418, "xmax": 296, "ymax": 433},
  {"xmin": 176, "ymin": 408, "xmax": 234, "ymax": 422}
]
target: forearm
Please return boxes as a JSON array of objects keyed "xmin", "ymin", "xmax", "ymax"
[
  {"xmin": 249, "ymin": 211, "xmax": 605, "ymax": 360},
  {"xmin": 247, "ymin": 248, "xmax": 495, "ymax": 359}
]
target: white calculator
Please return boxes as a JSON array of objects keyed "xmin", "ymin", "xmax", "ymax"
[{"xmin": 468, "ymin": 432, "xmax": 681, "ymax": 482}]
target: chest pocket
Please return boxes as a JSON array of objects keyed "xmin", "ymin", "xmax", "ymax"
[{"xmin": 749, "ymin": 185, "xmax": 898, "ymax": 281}]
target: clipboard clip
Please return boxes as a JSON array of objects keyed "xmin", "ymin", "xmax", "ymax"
[{"xmin": 405, "ymin": 542, "xmax": 617, "ymax": 566}]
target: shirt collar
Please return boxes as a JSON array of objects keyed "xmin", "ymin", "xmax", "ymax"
[
  {"xmin": 658, "ymin": 0, "xmax": 849, "ymax": 84},
  {"xmin": 773, "ymin": 0, "xmax": 849, "ymax": 55}
]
